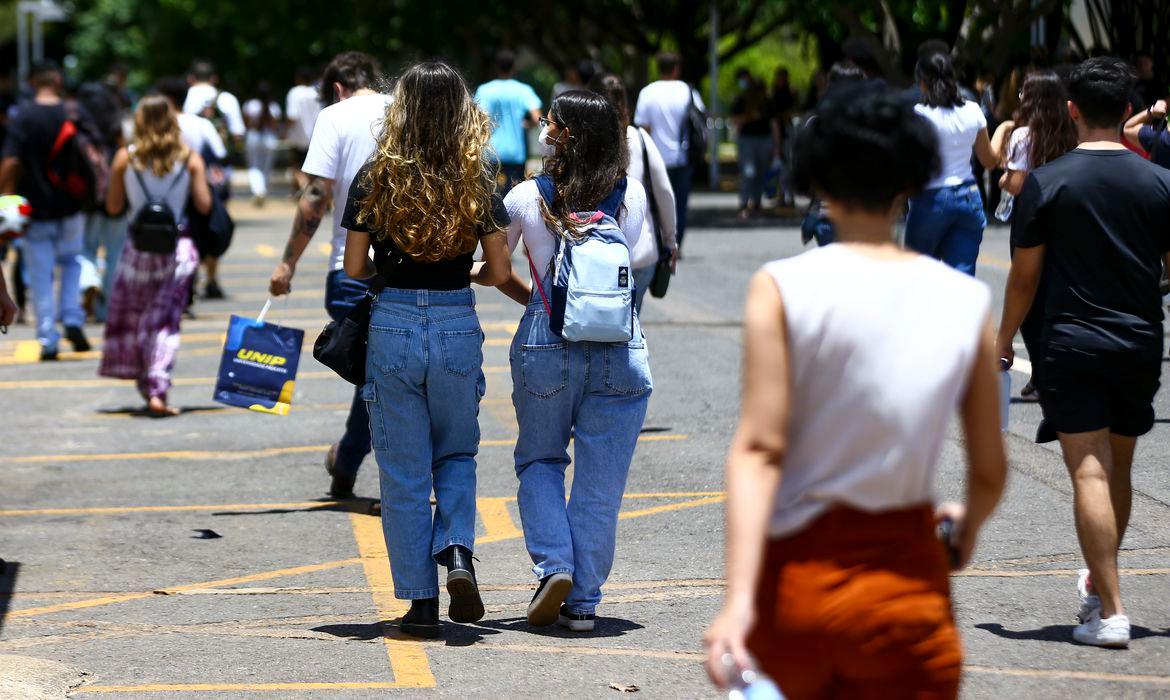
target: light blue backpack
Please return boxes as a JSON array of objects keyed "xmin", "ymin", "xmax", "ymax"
[{"xmin": 528, "ymin": 175, "xmax": 635, "ymax": 342}]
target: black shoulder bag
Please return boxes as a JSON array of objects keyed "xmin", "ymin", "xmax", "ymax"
[
  {"xmin": 312, "ymin": 254, "xmax": 402, "ymax": 385},
  {"xmin": 638, "ymin": 130, "xmax": 673, "ymax": 299}
]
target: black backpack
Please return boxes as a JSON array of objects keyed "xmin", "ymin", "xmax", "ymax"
[{"xmin": 129, "ymin": 167, "xmax": 185, "ymax": 254}]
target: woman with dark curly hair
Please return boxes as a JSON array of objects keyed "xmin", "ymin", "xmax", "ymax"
[
  {"xmin": 703, "ymin": 88, "xmax": 1006, "ymax": 698},
  {"xmin": 498, "ymin": 90, "xmax": 650, "ymax": 634},
  {"xmin": 342, "ymin": 61, "xmax": 512, "ymax": 638}
]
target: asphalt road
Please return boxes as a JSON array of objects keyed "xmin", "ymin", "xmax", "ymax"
[{"xmin": 1, "ymin": 191, "xmax": 1169, "ymax": 699}]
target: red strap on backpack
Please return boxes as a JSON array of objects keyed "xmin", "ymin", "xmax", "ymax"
[
  {"xmin": 525, "ymin": 248, "xmax": 553, "ymax": 316},
  {"xmin": 45, "ymin": 120, "xmax": 77, "ymax": 190}
]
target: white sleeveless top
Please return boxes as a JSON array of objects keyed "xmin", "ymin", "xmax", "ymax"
[
  {"xmin": 764, "ymin": 245, "xmax": 991, "ymax": 538},
  {"xmin": 125, "ymin": 150, "xmax": 190, "ymax": 224}
]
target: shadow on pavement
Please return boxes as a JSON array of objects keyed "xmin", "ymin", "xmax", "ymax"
[
  {"xmin": 311, "ymin": 620, "xmax": 503, "ymax": 646},
  {"xmin": 0, "ymin": 560, "xmax": 17, "ymax": 635},
  {"xmin": 474, "ymin": 615, "xmax": 643, "ymax": 639},
  {"xmin": 212, "ymin": 497, "xmax": 377, "ymax": 517},
  {"xmin": 688, "ymin": 207, "xmax": 805, "ymax": 230},
  {"xmin": 96, "ymin": 405, "xmax": 224, "ymax": 418},
  {"xmin": 976, "ymin": 622, "xmax": 1170, "ymax": 644}
]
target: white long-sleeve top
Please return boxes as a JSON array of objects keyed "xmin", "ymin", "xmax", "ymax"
[{"xmin": 626, "ymin": 125, "xmax": 678, "ymax": 269}]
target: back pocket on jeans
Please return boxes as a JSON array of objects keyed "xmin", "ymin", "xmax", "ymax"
[
  {"xmin": 368, "ymin": 326, "xmax": 411, "ymax": 375},
  {"xmin": 440, "ymin": 329, "xmax": 484, "ymax": 377},
  {"xmin": 604, "ymin": 342, "xmax": 652, "ymax": 395},
  {"xmin": 521, "ymin": 343, "xmax": 569, "ymax": 398}
]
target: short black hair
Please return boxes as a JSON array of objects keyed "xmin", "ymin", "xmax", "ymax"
[
  {"xmin": 495, "ymin": 50, "xmax": 516, "ymax": 75},
  {"xmin": 915, "ymin": 51, "xmax": 964, "ymax": 108},
  {"xmin": 657, "ymin": 52, "xmax": 681, "ymax": 77},
  {"xmin": 828, "ymin": 61, "xmax": 865, "ymax": 86},
  {"xmin": 575, "ymin": 58, "xmax": 598, "ymax": 86},
  {"xmin": 154, "ymin": 75, "xmax": 189, "ymax": 109},
  {"xmin": 320, "ymin": 51, "xmax": 380, "ymax": 105},
  {"xmin": 842, "ymin": 36, "xmax": 883, "ymax": 78},
  {"xmin": 917, "ymin": 39, "xmax": 951, "ymax": 64},
  {"xmin": 29, "ymin": 60, "xmax": 62, "ymax": 88},
  {"xmin": 295, "ymin": 66, "xmax": 316, "ymax": 84},
  {"xmin": 1066, "ymin": 57, "xmax": 1136, "ymax": 128},
  {"xmin": 794, "ymin": 88, "xmax": 939, "ymax": 212},
  {"xmin": 190, "ymin": 59, "xmax": 215, "ymax": 82}
]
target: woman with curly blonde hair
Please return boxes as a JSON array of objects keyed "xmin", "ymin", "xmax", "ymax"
[
  {"xmin": 100, "ymin": 94, "xmax": 211, "ymax": 417},
  {"xmin": 342, "ymin": 61, "xmax": 511, "ymax": 638}
]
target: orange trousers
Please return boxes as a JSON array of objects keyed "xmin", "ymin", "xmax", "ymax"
[{"xmin": 747, "ymin": 505, "xmax": 962, "ymax": 700}]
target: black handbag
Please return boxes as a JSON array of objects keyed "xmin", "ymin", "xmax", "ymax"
[
  {"xmin": 638, "ymin": 130, "xmax": 673, "ymax": 299},
  {"xmin": 312, "ymin": 256, "xmax": 400, "ymax": 385},
  {"xmin": 187, "ymin": 194, "xmax": 235, "ymax": 259}
]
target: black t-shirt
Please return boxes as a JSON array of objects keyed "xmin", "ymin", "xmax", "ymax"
[
  {"xmin": 341, "ymin": 164, "xmax": 509, "ymax": 290},
  {"xmin": 730, "ymin": 95, "xmax": 773, "ymax": 137},
  {"xmin": 1, "ymin": 102, "xmax": 81, "ymax": 220},
  {"xmin": 1013, "ymin": 148, "xmax": 1170, "ymax": 358}
]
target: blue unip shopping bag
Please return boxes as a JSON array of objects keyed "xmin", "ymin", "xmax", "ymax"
[{"xmin": 213, "ymin": 299, "xmax": 304, "ymax": 415}]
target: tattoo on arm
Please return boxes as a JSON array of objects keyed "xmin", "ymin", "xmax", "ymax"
[{"xmin": 282, "ymin": 177, "xmax": 332, "ymax": 262}]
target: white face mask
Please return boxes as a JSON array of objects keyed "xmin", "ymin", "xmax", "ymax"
[{"xmin": 538, "ymin": 125, "xmax": 558, "ymax": 157}]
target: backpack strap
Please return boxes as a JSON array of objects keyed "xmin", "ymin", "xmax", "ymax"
[
  {"xmin": 534, "ymin": 174, "xmax": 555, "ymax": 206},
  {"xmin": 597, "ymin": 178, "xmax": 626, "ymax": 219}
]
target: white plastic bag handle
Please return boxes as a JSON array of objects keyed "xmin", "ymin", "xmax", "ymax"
[{"xmin": 255, "ymin": 297, "xmax": 273, "ymax": 325}]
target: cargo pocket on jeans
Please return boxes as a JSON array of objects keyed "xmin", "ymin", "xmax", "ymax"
[
  {"xmin": 521, "ymin": 343, "xmax": 569, "ymax": 398},
  {"xmin": 440, "ymin": 328, "xmax": 484, "ymax": 377},
  {"xmin": 368, "ymin": 326, "xmax": 411, "ymax": 375},
  {"xmin": 604, "ymin": 341, "xmax": 652, "ymax": 395},
  {"xmin": 361, "ymin": 382, "xmax": 386, "ymax": 450}
]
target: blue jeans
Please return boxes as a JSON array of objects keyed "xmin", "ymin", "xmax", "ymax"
[
  {"xmin": 666, "ymin": 165, "xmax": 693, "ymax": 247},
  {"xmin": 633, "ymin": 265, "xmax": 655, "ymax": 314},
  {"xmin": 325, "ymin": 270, "xmax": 373, "ymax": 476},
  {"xmin": 24, "ymin": 214, "xmax": 85, "ymax": 351},
  {"xmin": 737, "ymin": 135, "xmax": 773, "ymax": 208},
  {"xmin": 905, "ymin": 182, "xmax": 987, "ymax": 276},
  {"xmin": 363, "ymin": 287, "xmax": 484, "ymax": 599},
  {"xmin": 84, "ymin": 213, "xmax": 128, "ymax": 321},
  {"xmin": 510, "ymin": 298, "xmax": 652, "ymax": 615}
]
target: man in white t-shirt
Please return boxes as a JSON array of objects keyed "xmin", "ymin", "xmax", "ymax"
[
  {"xmin": 286, "ymin": 67, "xmax": 323, "ymax": 190},
  {"xmin": 634, "ymin": 52, "xmax": 705, "ymax": 248},
  {"xmin": 156, "ymin": 77, "xmax": 229, "ymax": 163},
  {"xmin": 268, "ymin": 51, "xmax": 389, "ymax": 499}
]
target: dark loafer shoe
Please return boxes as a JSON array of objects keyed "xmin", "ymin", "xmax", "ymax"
[
  {"xmin": 441, "ymin": 545, "xmax": 484, "ymax": 624},
  {"xmin": 400, "ymin": 597, "xmax": 440, "ymax": 638}
]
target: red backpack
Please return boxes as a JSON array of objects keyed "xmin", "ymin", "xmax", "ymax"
[{"xmin": 45, "ymin": 104, "xmax": 110, "ymax": 211}]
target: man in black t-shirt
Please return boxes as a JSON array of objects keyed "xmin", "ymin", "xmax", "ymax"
[
  {"xmin": 996, "ymin": 57, "xmax": 1170, "ymax": 649},
  {"xmin": 0, "ymin": 62, "xmax": 90, "ymax": 360}
]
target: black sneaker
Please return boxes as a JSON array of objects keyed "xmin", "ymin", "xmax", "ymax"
[
  {"xmin": 324, "ymin": 443, "xmax": 356, "ymax": 499},
  {"xmin": 526, "ymin": 572, "xmax": 572, "ymax": 627},
  {"xmin": 39, "ymin": 347, "xmax": 59, "ymax": 362},
  {"xmin": 64, "ymin": 326, "xmax": 91, "ymax": 352},
  {"xmin": 556, "ymin": 605, "xmax": 595, "ymax": 632},
  {"xmin": 399, "ymin": 597, "xmax": 440, "ymax": 638},
  {"xmin": 440, "ymin": 545, "xmax": 484, "ymax": 623},
  {"xmin": 204, "ymin": 281, "xmax": 225, "ymax": 299}
]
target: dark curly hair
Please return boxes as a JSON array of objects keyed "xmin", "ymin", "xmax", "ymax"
[
  {"xmin": 794, "ymin": 88, "xmax": 939, "ymax": 212},
  {"xmin": 1066, "ymin": 56, "xmax": 1137, "ymax": 128},
  {"xmin": 541, "ymin": 90, "xmax": 629, "ymax": 236}
]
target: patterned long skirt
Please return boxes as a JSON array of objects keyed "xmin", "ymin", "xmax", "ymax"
[{"xmin": 98, "ymin": 237, "xmax": 200, "ymax": 400}]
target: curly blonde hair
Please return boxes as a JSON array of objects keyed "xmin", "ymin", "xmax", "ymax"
[
  {"xmin": 130, "ymin": 95, "xmax": 189, "ymax": 177},
  {"xmin": 355, "ymin": 62, "xmax": 501, "ymax": 262}
]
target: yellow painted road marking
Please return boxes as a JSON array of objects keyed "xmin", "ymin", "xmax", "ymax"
[
  {"xmin": 90, "ymin": 402, "xmax": 352, "ymax": 420},
  {"xmin": 348, "ymin": 511, "xmax": 435, "ymax": 688},
  {"xmin": 317, "ymin": 243, "xmax": 331, "ymax": 256},
  {"xmin": 0, "ymin": 490, "xmax": 717, "ymax": 518},
  {"xmin": 965, "ymin": 665, "xmax": 1170, "ymax": 686},
  {"xmin": 0, "ymin": 366, "xmax": 509, "ymax": 391},
  {"xmin": 254, "ymin": 243, "xmax": 279, "ymax": 258},
  {"xmin": 8, "ymin": 558, "xmax": 360, "ymax": 619},
  {"xmin": 2, "ymin": 434, "xmax": 687, "ymax": 464},
  {"xmin": 476, "ymin": 497, "xmax": 523, "ymax": 541},
  {"xmin": 977, "ymin": 255, "xmax": 1011, "ymax": 271},
  {"xmin": 618, "ymin": 495, "xmax": 726, "ymax": 521},
  {"xmin": 76, "ymin": 682, "xmax": 407, "ymax": 693}
]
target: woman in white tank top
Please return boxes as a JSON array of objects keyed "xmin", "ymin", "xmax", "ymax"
[
  {"xmin": 99, "ymin": 95, "xmax": 212, "ymax": 417},
  {"xmin": 704, "ymin": 90, "xmax": 1007, "ymax": 698}
]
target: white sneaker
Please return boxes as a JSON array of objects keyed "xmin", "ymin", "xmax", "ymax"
[
  {"xmin": 1073, "ymin": 609, "xmax": 1130, "ymax": 648},
  {"xmin": 1077, "ymin": 568, "xmax": 1101, "ymax": 624}
]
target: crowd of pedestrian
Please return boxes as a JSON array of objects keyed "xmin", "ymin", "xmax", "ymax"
[{"xmin": 1, "ymin": 35, "xmax": 1169, "ymax": 700}]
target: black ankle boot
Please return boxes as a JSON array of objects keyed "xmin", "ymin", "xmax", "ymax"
[
  {"xmin": 440, "ymin": 545, "xmax": 484, "ymax": 623},
  {"xmin": 400, "ymin": 597, "xmax": 440, "ymax": 638}
]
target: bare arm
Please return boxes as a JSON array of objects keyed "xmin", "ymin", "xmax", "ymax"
[
  {"xmin": 343, "ymin": 230, "xmax": 376, "ymax": 280},
  {"xmin": 1123, "ymin": 99, "xmax": 1165, "ymax": 150},
  {"xmin": 989, "ymin": 120, "xmax": 1016, "ymax": 164},
  {"xmin": 187, "ymin": 151, "xmax": 212, "ymax": 215},
  {"xmin": 0, "ymin": 156, "xmax": 20, "ymax": 194},
  {"xmin": 471, "ymin": 231, "xmax": 512, "ymax": 287},
  {"xmin": 995, "ymin": 245, "xmax": 1045, "ymax": 365},
  {"xmin": 1000, "ymin": 169, "xmax": 1028, "ymax": 197},
  {"xmin": 973, "ymin": 128, "xmax": 997, "ymax": 170},
  {"xmin": 704, "ymin": 271, "xmax": 789, "ymax": 687},
  {"xmin": 0, "ymin": 265, "xmax": 16, "ymax": 327},
  {"xmin": 941, "ymin": 317, "xmax": 1007, "ymax": 568},
  {"xmin": 105, "ymin": 149, "xmax": 130, "ymax": 216},
  {"xmin": 498, "ymin": 270, "xmax": 531, "ymax": 305},
  {"xmin": 269, "ymin": 176, "xmax": 333, "ymax": 295}
]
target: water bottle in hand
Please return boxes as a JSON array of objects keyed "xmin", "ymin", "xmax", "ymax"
[
  {"xmin": 724, "ymin": 654, "xmax": 785, "ymax": 700},
  {"xmin": 994, "ymin": 193, "xmax": 1014, "ymax": 223}
]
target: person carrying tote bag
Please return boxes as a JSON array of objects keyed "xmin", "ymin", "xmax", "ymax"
[{"xmin": 591, "ymin": 73, "xmax": 678, "ymax": 313}]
